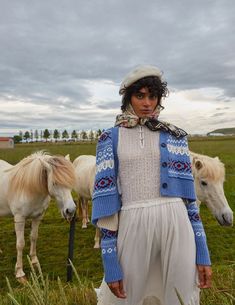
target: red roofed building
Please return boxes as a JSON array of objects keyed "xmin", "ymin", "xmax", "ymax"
[{"xmin": 0, "ymin": 137, "xmax": 14, "ymax": 149}]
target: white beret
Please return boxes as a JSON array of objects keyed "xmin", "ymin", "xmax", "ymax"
[{"xmin": 119, "ymin": 65, "xmax": 162, "ymax": 95}]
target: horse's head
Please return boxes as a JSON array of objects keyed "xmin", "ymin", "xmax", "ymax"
[
  {"xmin": 7, "ymin": 151, "xmax": 76, "ymax": 221},
  {"xmin": 191, "ymin": 152, "xmax": 233, "ymax": 226},
  {"xmin": 44, "ymin": 155, "xmax": 76, "ymax": 221}
]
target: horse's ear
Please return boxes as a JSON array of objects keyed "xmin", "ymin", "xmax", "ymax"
[
  {"xmin": 195, "ymin": 160, "xmax": 203, "ymax": 170},
  {"xmin": 65, "ymin": 154, "xmax": 70, "ymax": 161},
  {"xmin": 214, "ymin": 156, "xmax": 219, "ymax": 161}
]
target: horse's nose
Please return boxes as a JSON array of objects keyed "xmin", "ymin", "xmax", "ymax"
[
  {"xmin": 222, "ymin": 213, "xmax": 233, "ymax": 226},
  {"xmin": 66, "ymin": 208, "xmax": 75, "ymax": 217}
]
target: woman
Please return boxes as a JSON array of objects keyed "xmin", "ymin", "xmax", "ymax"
[{"xmin": 92, "ymin": 65, "xmax": 212, "ymax": 305}]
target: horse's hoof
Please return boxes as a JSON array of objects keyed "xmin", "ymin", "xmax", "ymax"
[
  {"xmin": 82, "ymin": 224, "xmax": 87, "ymax": 229},
  {"xmin": 17, "ymin": 276, "xmax": 27, "ymax": 284},
  {"xmin": 94, "ymin": 244, "xmax": 100, "ymax": 249},
  {"xmin": 32, "ymin": 262, "xmax": 40, "ymax": 269}
]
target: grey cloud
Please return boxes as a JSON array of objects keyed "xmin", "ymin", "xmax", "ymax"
[
  {"xmin": 208, "ymin": 117, "xmax": 235, "ymax": 125},
  {"xmin": 0, "ymin": 0, "xmax": 234, "ymax": 134},
  {"xmin": 211, "ymin": 112, "xmax": 226, "ymax": 117},
  {"xmin": 215, "ymin": 107, "xmax": 230, "ymax": 110},
  {"xmin": 96, "ymin": 101, "xmax": 120, "ymax": 110}
]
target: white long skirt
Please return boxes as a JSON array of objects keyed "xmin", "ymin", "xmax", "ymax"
[{"xmin": 97, "ymin": 198, "xmax": 200, "ymax": 305}]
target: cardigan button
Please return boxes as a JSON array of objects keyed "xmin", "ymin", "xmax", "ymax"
[
  {"xmin": 162, "ymin": 183, "xmax": 168, "ymax": 188},
  {"xmin": 162, "ymin": 162, "xmax": 167, "ymax": 168},
  {"xmin": 161, "ymin": 143, "xmax": 166, "ymax": 148}
]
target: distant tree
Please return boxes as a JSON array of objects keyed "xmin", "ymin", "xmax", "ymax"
[
  {"xmin": 30, "ymin": 129, "xmax": 33, "ymax": 141},
  {"xmin": 13, "ymin": 135, "xmax": 22, "ymax": 143},
  {"xmin": 97, "ymin": 129, "xmax": 102, "ymax": 137},
  {"xmin": 88, "ymin": 130, "xmax": 94, "ymax": 141},
  {"xmin": 71, "ymin": 130, "xmax": 78, "ymax": 140},
  {"xmin": 94, "ymin": 130, "xmax": 98, "ymax": 140},
  {"xmin": 40, "ymin": 130, "xmax": 43, "ymax": 140},
  {"xmin": 43, "ymin": 129, "xmax": 50, "ymax": 142},
  {"xmin": 50, "ymin": 130, "xmax": 53, "ymax": 142},
  {"xmin": 19, "ymin": 130, "xmax": 23, "ymax": 141},
  {"xmin": 77, "ymin": 131, "xmax": 82, "ymax": 140},
  {"xmin": 62, "ymin": 129, "xmax": 69, "ymax": 140},
  {"xmin": 53, "ymin": 129, "xmax": 60, "ymax": 142},
  {"xmin": 34, "ymin": 129, "xmax": 39, "ymax": 142},
  {"xmin": 80, "ymin": 130, "xmax": 88, "ymax": 140},
  {"xmin": 94, "ymin": 129, "xmax": 102, "ymax": 140},
  {"xmin": 24, "ymin": 131, "xmax": 30, "ymax": 142}
]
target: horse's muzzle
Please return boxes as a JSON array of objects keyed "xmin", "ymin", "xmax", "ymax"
[
  {"xmin": 63, "ymin": 206, "xmax": 76, "ymax": 222},
  {"xmin": 216, "ymin": 212, "xmax": 233, "ymax": 226}
]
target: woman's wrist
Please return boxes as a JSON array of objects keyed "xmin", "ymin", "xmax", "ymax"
[
  {"xmin": 185, "ymin": 202, "xmax": 211, "ymax": 265},
  {"xmin": 101, "ymin": 229, "xmax": 123, "ymax": 283}
]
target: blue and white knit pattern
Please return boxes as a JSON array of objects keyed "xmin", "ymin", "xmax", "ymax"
[
  {"xmin": 93, "ymin": 129, "xmax": 117, "ymax": 198},
  {"xmin": 92, "ymin": 128, "xmax": 211, "ymax": 278},
  {"xmin": 100, "ymin": 228, "xmax": 123, "ymax": 282},
  {"xmin": 166, "ymin": 135, "xmax": 193, "ymax": 180},
  {"xmin": 92, "ymin": 128, "xmax": 121, "ymax": 226},
  {"xmin": 186, "ymin": 202, "xmax": 211, "ymax": 265}
]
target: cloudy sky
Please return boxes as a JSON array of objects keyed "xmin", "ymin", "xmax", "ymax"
[{"xmin": 0, "ymin": 0, "xmax": 234, "ymax": 136}]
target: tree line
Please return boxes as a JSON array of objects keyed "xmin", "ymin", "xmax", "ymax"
[{"xmin": 13, "ymin": 129, "xmax": 103, "ymax": 143}]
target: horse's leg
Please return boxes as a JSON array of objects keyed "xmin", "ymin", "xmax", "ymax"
[
  {"xmin": 14, "ymin": 215, "xmax": 27, "ymax": 281},
  {"xmin": 30, "ymin": 216, "xmax": 42, "ymax": 268},
  {"xmin": 94, "ymin": 227, "xmax": 100, "ymax": 249},
  {"xmin": 76, "ymin": 197, "xmax": 82, "ymax": 221},
  {"xmin": 81, "ymin": 198, "xmax": 87, "ymax": 228},
  {"xmin": 86, "ymin": 199, "xmax": 90, "ymax": 223}
]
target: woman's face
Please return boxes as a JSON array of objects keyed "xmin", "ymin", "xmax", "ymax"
[{"xmin": 130, "ymin": 87, "xmax": 158, "ymax": 118}]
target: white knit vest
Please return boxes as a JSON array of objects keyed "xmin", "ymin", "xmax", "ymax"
[{"xmin": 117, "ymin": 125, "xmax": 161, "ymax": 205}]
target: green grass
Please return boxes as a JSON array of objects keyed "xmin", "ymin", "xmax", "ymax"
[
  {"xmin": 0, "ymin": 202, "xmax": 103, "ymax": 290},
  {"xmin": 0, "ymin": 259, "xmax": 97, "ymax": 305},
  {"xmin": 0, "ymin": 138, "xmax": 234, "ymax": 304},
  {"xmin": 0, "ymin": 141, "xmax": 96, "ymax": 165}
]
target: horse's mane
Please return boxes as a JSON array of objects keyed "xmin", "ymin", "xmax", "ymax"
[
  {"xmin": 7, "ymin": 151, "xmax": 76, "ymax": 199},
  {"xmin": 190, "ymin": 151, "xmax": 225, "ymax": 182}
]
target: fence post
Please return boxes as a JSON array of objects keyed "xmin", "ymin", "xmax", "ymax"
[{"xmin": 67, "ymin": 208, "xmax": 76, "ymax": 282}]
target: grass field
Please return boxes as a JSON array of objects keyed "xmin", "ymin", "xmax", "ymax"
[{"xmin": 0, "ymin": 138, "xmax": 234, "ymax": 304}]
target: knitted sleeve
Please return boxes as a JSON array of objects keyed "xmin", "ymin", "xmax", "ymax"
[
  {"xmin": 100, "ymin": 228, "xmax": 123, "ymax": 283},
  {"xmin": 92, "ymin": 128, "xmax": 121, "ymax": 225},
  {"xmin": 185, "ymin": 201, "xmax": 211, "ymax": 265},
  {"xmin": 92, "ymin": 129, "xmax": 123, "ymax": 283}
]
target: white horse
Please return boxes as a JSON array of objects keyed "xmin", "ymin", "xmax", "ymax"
[
  {"xmin": 73, "ymin": 155, "xmax": 96, "ymax": 229},
  {"xmin": 74, "ymin": 151, "xmax": 233, "ymax": 248},
  {"xmin": 190, "ymin": 151, "xmax": 233, "ymax": 226},
  {"xmin": 0, "ymin": 151, "xmax": 76, "ymax": 281}
]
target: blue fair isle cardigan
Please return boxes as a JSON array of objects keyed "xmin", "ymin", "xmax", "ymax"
[
  {"xmin": 92, "ymin": 127, "xmax": 211, "ymax": 267},
  {"xmin": 92, "ymin": 126, "xmax": 196, "ymax": 222}
]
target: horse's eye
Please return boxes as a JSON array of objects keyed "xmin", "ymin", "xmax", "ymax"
[{"xmin": 201, "ymin": 180, "xmax": 207, "ymax": 186}]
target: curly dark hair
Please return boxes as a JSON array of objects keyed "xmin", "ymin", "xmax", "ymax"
[{"xmin": 121, "ymin": 76, "xmax": 169, "ymax": 111}]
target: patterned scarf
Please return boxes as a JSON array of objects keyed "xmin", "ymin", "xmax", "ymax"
[{"xmin": 115, "ymin": 105, "xmax": 187, "ymax": 138}]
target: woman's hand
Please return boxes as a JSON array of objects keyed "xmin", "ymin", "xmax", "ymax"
[
  {"xmin": 108, "ymin": 280, "xmax": 126, "ymax": 298},
  {"xmin": 197, "ymin": 265, "xmax": 212, "ymax": 288}
]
